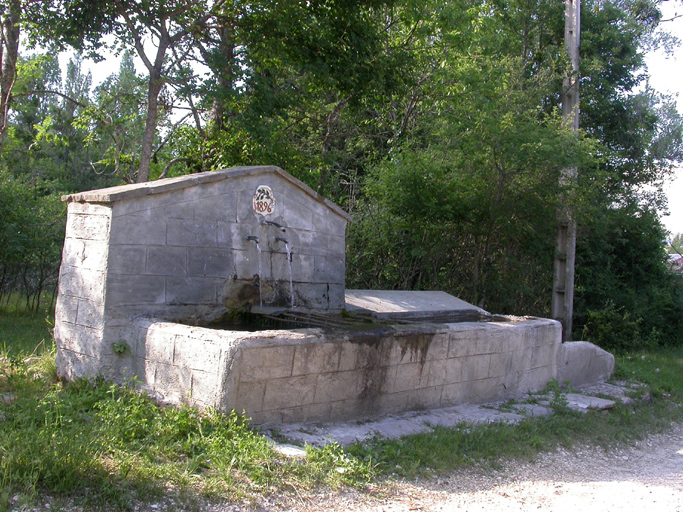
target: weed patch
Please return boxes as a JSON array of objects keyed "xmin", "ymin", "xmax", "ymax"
[{"xmin": 1, "ymin": 341, "xmax": 373, "ymax": 510}]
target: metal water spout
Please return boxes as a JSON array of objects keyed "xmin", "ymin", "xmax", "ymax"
[
  {"xmin": 275, "ymin": 237, "xmax": 294, "ymax": 308},
  {"xmin": 262, "ymin": 220, "xmax": 286, "ymax": 232},
  {"xmin": 246, "ymin": 235, "xmax": 263, "ymax": 306}
]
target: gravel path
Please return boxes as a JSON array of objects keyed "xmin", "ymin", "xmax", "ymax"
[{"xmin": 264, "ymin": 421, "xmax": 683, "ymax": 512}]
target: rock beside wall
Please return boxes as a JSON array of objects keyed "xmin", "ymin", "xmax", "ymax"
[{"xmin": 556, "ymin": 341, "xmax": 615, "ymax": 388}]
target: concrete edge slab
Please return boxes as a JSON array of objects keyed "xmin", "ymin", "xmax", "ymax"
[{"xmin": 266, "ymin": 384, "xmax": 629, "ymax": 447}]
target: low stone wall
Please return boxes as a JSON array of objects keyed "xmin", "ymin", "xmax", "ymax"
[{"xmin": 120, "ymin": 316, "xmax": 564, "ymax": 424}]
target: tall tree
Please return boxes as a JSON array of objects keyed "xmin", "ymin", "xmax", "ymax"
[
  {"xmin": 143, "ymin": 0, "xmax": 406, "ymax": 193},
  {"xmin": 31, "ymin": 0, "xmax": 227, "ymax": 182},
  {"xmin": 79, "ymin": 51, "xmax": 149, "ymax": 183},
  {"xmin": 2, "ymin": 54, "xmax": 63, "ymax": 180},
  {"xmin": 0, "ymin": 0, "xmax": 21, "ymax": 153}
]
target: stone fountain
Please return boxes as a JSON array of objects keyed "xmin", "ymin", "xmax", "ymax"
[{"xmin": 54, "ymin": 165, "xmax": 613, "ymax": 424}]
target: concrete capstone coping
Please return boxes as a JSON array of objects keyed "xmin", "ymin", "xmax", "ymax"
[
  {"xmin": 345, "ymin": 290, "xmax": 490, "ymax": 320},
  {"xmin": 61, "ymin": 165, "xmax": 352, "ymax": 222}
]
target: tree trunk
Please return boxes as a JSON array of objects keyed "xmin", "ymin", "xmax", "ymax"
[
  {"xmin": 0, "ymin": 0, "xmax": 21, "ymax": 154},
  {"xmin": 137, "ymin": 70, "xmax": 164, "ymax": 182},
  {"xmin": 208, "ymin": 22, "xmax": 235, "ymax": 132}
]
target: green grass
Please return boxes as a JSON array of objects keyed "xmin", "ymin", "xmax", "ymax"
[
  {"xmin": 2, "ymin": 310, "xmax": 683, "ymax": 510},
  {"xmin": 0, "ymin": 363, "xmax": 374, "ymax": 511},
  {"xmin": 0, "ymin": 311, "xmax": 374, "ymax": 511},
  {"xmin": 0, "ymin": 312, "xmax": 53, "ymax": 357},
  {"xmin": 0, "ymin": 293, "xmax": 54, "ymax": 357}
]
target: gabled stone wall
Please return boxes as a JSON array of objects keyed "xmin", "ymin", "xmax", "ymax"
[{"xmin": 55, "ymin": 166, "xmax": 350, "ymax": 381}]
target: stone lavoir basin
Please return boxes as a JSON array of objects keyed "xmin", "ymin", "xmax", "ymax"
[{"xmin": 54, "ymin": 166, "xmax": 614, "ymax": 425}]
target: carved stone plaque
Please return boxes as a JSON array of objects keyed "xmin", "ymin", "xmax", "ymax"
[{"xmin": 253, "ymin": 185, "xmax": 275, "ymax": 216}]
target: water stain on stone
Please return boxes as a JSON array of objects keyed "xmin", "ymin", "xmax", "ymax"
[{"xmin": 396, "ymin": 328, "xmax": 437, "ymax": 366}]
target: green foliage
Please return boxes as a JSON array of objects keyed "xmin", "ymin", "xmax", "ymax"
[
  {"xmin": 111, "ymin": 341, "xmax": 131, "ymax": 355},
  {"xmin": 2, "ymin": 0, "xmax": 683, "ymax": 352},
  {"xmin": 0, "ymin": 308, "xmax": 54, "ymax": 357},
  {"xmin": 2, "ymin": 52, "xmax": 120, "ymax": 192},
  {"xmin": 301, "ymin": 442, "xmax": 375, "ymax": 488},
  {"xmin": 581, "ymin": 300, "xmax": 648, "ymax": 352},
  {"xmin": 561, "ymin": 0, "xmax": 683, "ymax": 349},
  {"xmin": 544, "ymin": 379, "xmax": 570, "ymax": 413},
  {"xmin": 614, "ymin": 348, "xmax": 683, "ymax": 400},
  {"xmin": 346, "ymin": 44, "xmax": 593, "ymax": 314},
  {"xmin": 668, "ymin": 233, "xmax": 683, "ymax": 256},
  {"xmin": 78, "ymin": 51, "xmax": 150, "ymax": 183},
  {"xmin": 575, "ymin": 204, "xmax": 683, "ymax": 350},
  {"xmin": 0, "ymin": 169, "xmax": 65, "ymax": 311},
  {"xmin": 344, "ymin": 0, "xmax": 683, "ymax": 341},
  {"xmin": 0, "ymin": 373, "xmax": 373, "ymax": 509}
]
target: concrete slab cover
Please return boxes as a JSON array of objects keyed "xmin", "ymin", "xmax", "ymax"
[{"xmin": 345, "ymin": 290, "xmax": 489, "ymax": 320}]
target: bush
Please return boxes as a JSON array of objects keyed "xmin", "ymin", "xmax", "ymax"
[
  {"xmin": 574, "ymin": 204, "xmax": 683, "ymax": 350},
  {"xmin": 0, "ymin": 169, "xmax": 65, "ymax": 311}
]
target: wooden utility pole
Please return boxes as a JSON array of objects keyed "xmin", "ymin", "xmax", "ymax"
[{"xmin": 552, "ymin": 0, "xmax": 580, "ymax": 341}]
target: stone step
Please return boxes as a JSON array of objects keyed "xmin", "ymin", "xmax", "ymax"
[
  {"xmin": 565, "ymin": 393, "xmax": 616, "ymax": 411},
  {"xmin": 270, "ymin": 389, "xmax": 623, "ymax": 448}
]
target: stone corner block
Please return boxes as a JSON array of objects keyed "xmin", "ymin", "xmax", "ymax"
[{"xmin": 556, "ymin": 341, "xmax": 615, "ymax": 388}]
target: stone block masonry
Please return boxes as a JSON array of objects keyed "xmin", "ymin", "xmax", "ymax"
[
  {"xmin": 54, "ymin": 166, "xmax": 351, "ymax": 384},
  {"xmin": 126, "ymin": 316, "xmax": 563, "ymax": 424},
  {"xmin": 54, "ymin": 202, "xmax": 111, "ymax": 374}
]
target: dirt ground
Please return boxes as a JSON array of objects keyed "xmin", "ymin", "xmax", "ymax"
[
  {"xmin": 259, "ymin": 421, "xmax": 683, "ymax": 512},
  {"xmin": 10, "ymin": 422, "xmax": 683, "ymax": 511}
]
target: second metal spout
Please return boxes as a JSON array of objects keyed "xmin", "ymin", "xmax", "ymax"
[{"xmin": 262, "ymin": 220, "xmax": 286, "ymax": 232}]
